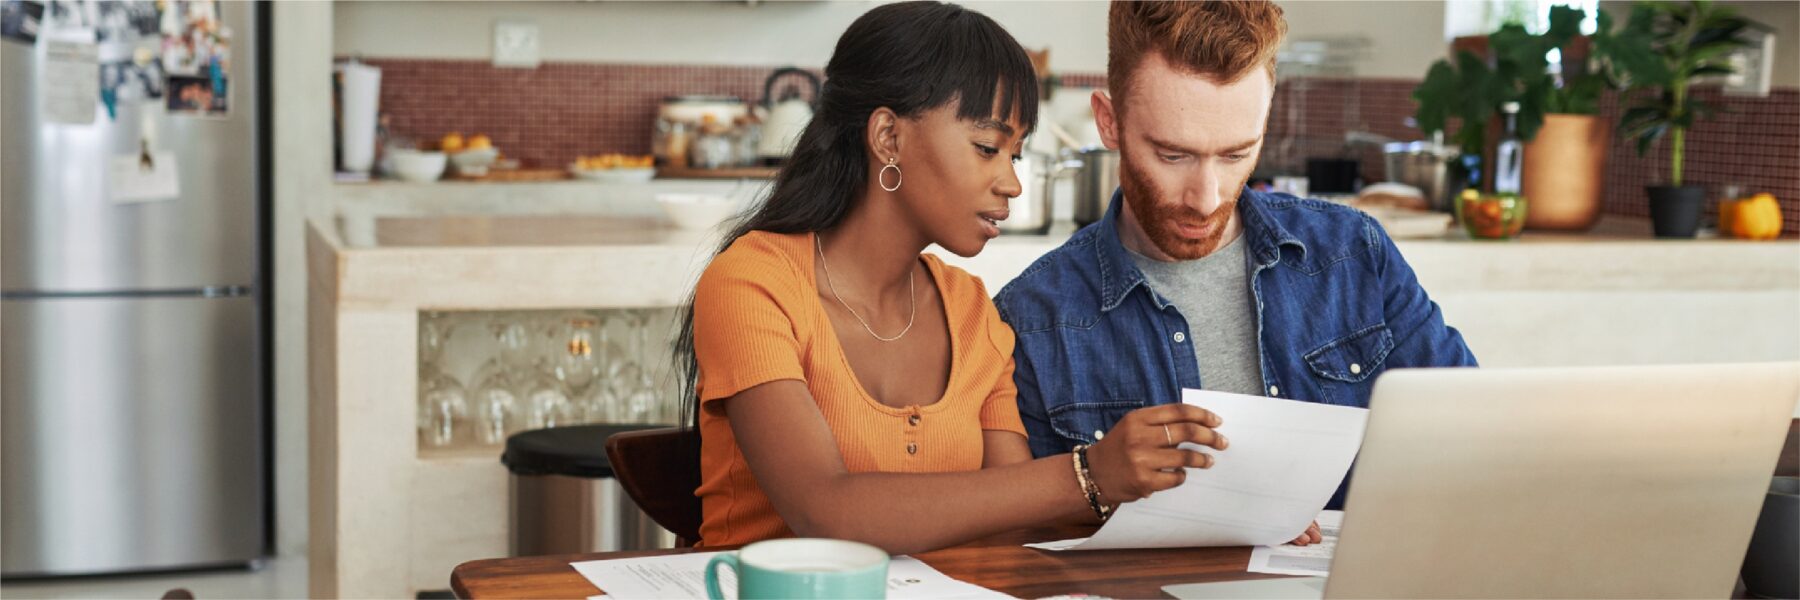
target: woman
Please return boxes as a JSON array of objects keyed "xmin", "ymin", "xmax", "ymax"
[{"xmin": 674, "ymin": 1, "xmax": 1230, "ymax": 555}]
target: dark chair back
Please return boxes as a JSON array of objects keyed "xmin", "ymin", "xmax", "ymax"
[{"xmin": 605, "ymin": 426, "xmax": 704, "ymax": 545}]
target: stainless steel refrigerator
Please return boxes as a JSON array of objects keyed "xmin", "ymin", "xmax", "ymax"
[{"xmin": 1, "ymin": 0, "xmax": 268, "ymax": 577}]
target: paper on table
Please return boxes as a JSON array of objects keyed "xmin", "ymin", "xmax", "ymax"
[
  {"xmin": 1028, "ymin": 390, "xmax": 1367, "ymax": 551},
  {"xmin": 1248, "ymin": 510, "xmax": 1343, "ymax": 576},
  {"xmin": 571, "ymin": 551, "xmax": 1013, "ymax": 600}
]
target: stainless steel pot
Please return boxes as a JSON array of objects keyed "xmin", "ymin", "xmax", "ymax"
[
  {"xmin": 1067, "ymin": 148, "xmax": 1120, "ymax": 226},
  {"xmin": 1001, "ymin": 152, "xmax": 1082, "ymax": 235},
  {"xmin": 1382, "ymin": 140, "xmax": 1461, "ymax": 212}
]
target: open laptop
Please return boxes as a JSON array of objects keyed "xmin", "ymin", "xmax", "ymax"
[{"xmin": 1166, "ymin": 362, "xmax": 1800, "ymax": 599}]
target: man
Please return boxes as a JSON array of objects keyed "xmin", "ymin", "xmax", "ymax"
[{"xmin": 993, "ymin": 0, "xmax": 1477, "ymax": 511}]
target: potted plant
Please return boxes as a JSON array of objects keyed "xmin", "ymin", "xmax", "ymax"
[
  {"xmin": 1413, "ymin": 6, "xmax": 1624, "ymax": 231},
  {"xmin": 1610, "ymin": 0, "xmax": 1758, "ymax": 238}
]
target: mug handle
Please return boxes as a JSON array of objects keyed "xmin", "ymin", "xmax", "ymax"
[{"xmin": 705, "ymin": 552, "xmax": 739, "ymax": 600}]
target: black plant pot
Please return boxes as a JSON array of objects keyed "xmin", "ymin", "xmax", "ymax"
[{"xmin": 1647, "ymin": 185, "xmax": 1705, "ymax": 238}]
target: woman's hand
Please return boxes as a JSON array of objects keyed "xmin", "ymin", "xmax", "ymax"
[
  {"xmin": 1083, "ymin": 404, "xmax": 1228, "ymax": 505},
  {"xmin": 1289, "ymin": 521, "xmax": 1322, "ymax": 546}
]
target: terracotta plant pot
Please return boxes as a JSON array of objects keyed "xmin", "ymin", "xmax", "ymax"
[{"xmin": 1522, "ymin": 114, "xmax": 1609, "ymax": 231}]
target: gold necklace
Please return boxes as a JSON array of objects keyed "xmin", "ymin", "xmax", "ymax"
[{"xmin": 815, "ymin": 233, "xmax": 915, "ymax": 342}]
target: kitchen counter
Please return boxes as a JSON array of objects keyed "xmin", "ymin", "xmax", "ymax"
[
  {"xmin": 333, "ymin": 212, "xmax": 1798, "ymax": 294},
  {"xmin": 306, "ymin": 215, "xmax": 1800, "ymax": 598},
  {"xmin": 334, "ymin": 178, "xmax": 761, "ymax": 220}
]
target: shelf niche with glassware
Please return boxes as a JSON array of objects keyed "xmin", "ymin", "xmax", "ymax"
[{"xmin": 416, "ymin": 308, "xmax": 681, "ymax": 458}]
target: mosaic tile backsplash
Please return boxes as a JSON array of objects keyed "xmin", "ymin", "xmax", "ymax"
[{"xmin": 363, "ymin": 58, "xmax": 1796, "ymax": 234}]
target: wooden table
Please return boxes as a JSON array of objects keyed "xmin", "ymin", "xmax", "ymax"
[
  {"xmin": 455, "ymin": 418, "xmax": 1800, "ymax": 599},
  {"xmin": 452, "ymin": 526, "xmax": 1294, "ymax": 599}
]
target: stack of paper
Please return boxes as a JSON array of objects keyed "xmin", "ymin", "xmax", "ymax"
[
  {"xmin": 1028, "ymin": 390, "xmax": 1367, "ymax": 551},
  {"xmin": 571, "ymin": 552, "xmax": 1012, "ymax": 600}
]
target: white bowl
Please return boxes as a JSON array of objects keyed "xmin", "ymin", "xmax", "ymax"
[
  {"xmin": 656, "ymin": 193, "xmax": 740, "ymax": 231},
  {"xmin": 389, "ymin": 150, "xmax": 447, "ymax": 183},
  {"xmin": 570, "ymin": 166, "xmax": 656, "ymax": 183},
  {"xmin": 450, "ymin": 148, "xmax": 499, "ymax": 177}
]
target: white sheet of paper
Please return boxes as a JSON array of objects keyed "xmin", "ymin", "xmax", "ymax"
[
  {"xmin": 109, "ymin": 151, "xmax": 180, "ymax": 203},
  {"xmin": 44, "ymin": 38, "xmax": 99, "ymax": 125},
  {"xmin": 1248, "ymin": 509, "xmax": 1343, "ymax": 576},
  {"xmin": 1029, "ymin": 390, "xmax": 1367, "ymax": 551},
  {"xmin": 570, "ymin": 552, "xmax": 1012, "ymax": 600}
]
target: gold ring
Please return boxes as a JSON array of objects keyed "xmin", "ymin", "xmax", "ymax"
[{"xmin": 1164, "ymin": 424, "xmax": 1174, "ymax": 447}]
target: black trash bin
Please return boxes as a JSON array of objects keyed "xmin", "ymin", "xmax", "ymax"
[{"xmin": 503, "ymin": 424, "xmax": 676, "ymax": 555}]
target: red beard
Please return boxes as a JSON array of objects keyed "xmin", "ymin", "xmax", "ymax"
[{"xmin": 1118, "ymin": 156, "xmax": 1244, "ymax": 260}]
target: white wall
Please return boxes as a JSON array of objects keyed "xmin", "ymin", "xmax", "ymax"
[
  {"xmin": 1723, "ymin": 0, "xmax": 1800, "ymax": 88},
  {"xmin": 273, "ymin": 0, "xmax": 336, "ymax": 561},
  {"xmin": 1278, "ymin": 0, "xmax": 1448, "ymax": 79},
  {"xmin": 331, "ymin": 1, "xmax": 1109, "ymax": 71},
  {"xmin": 1601, "ymin": 0, "xmax": 1798, "ymax": 89},
  {"xmin": 332, "ymin": 0, "xmax": 1446, "ymax": 80}
]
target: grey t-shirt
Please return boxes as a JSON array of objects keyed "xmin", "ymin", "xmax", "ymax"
[{"xmin": 1127, "ymin": 235, "xmax": 1265, "ymax": 396}]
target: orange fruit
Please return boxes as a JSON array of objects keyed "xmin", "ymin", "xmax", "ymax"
[
  {"xmin": 440, "ymin": 132, "xmax": 465, "ymax": 153},
  {"xmin": 468, "ymin": 134, "xmax": 493, "ymax": 150}
]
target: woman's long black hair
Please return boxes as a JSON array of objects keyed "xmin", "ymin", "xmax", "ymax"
[{"xmin": 672, "ymin": 1, "xmax": 1039, "ymax": 429}]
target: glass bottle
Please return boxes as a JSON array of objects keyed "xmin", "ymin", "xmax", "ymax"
[{"xmin": 1493, "ymin": 101, "xmax": 1523, "ymax": 195}]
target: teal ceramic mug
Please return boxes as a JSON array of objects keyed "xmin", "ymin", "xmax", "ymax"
[{"xmin": 705, "ymin": 538, "xmax": 889, "ymax": 599}]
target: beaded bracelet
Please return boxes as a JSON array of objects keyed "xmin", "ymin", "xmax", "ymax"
[{"xmin": 1071, "ymin": 444, "xmax": 1114, "ymax": 521}]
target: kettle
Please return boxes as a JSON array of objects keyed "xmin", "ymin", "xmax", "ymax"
[{"xmin": 756, "ymin": 67, "xmax": 821, "ymax": 165}]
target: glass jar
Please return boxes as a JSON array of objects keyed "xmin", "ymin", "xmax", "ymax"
[{"xmin": 689, "ymin": 116, "xmax": 736, "ymax": 170}]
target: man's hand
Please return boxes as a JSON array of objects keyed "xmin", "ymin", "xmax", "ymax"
[{"xmin": 1288, "ymin": 520, "xmax": 1322, "ymax": 546}]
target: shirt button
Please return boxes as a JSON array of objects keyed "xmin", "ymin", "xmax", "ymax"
[
  {"xmin": 1172, "ymin": 331, "xmax": 1186, "ymax": 343},
  {"xmin": 907, "ymin": 414, "xmax": 921, "ymax": 426},
  {"xmin": 906, "ymin": 443, "xmax": 918, "ymax": 455},
  {"xmin": 1350, "ymin": 363, "xmax": 1362, "ymax": 375},
  {"xmin": 1269, "ymin": 385, "xmax": 1280, "ymax": 397},
  {"xmin": 1093, "ymin": 430, "xmax": 1105, "ymax": 441}
]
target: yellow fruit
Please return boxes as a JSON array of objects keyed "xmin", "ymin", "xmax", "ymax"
[
  {"xmin": 467, "ymin": 134, "xmax": 493, "ymax": 150},
  {"xmin": 440, "ymin": 132, "xmax": 464, "ymax": 153},
  {"xmin": 1736, "ymin": 193, "xmax": 1784, "ymax": 240}
]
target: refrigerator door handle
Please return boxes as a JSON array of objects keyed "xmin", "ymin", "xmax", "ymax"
[
  {"xmin": 200, "ymin": 285, "xmax": 254, "ymax": 298},
  {"xmin": 1, "ymin": 287, "xmax": 254, "ymax": 300}
]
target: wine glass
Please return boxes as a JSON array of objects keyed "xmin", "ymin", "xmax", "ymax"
[
  {"xmin": 608, "ymin": 310, "xmax": 652, "ymax": 423},
  {"xmin": 418, "ymin": 368, "xmax": 468, "ymax": 447},
  {"xmin": 547, "ymin": 312, "xmax": 605, "ymax": 422},
  {"xmin": 518, "ymin": 360, "xmax": 578, "ymax": 430},
  {"xmin": 468, "ymin": 357, "xmax": 519, "ymax": 445},
  {"xmin": 588, "ymin": 310, "xmax": 633, "ymax": 423},
  {"xmin": 417, "ymin": 312, "xmax": 468, "ymax": 447}
]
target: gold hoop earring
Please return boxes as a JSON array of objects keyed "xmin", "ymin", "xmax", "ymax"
[{"xmin": 878, "ymin": 157, "xmax": 903, "ymax": 192}]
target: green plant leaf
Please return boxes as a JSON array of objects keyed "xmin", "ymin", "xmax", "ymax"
[
  {"xmin": 1548, "ymin": 5, "xmax": 1585, "ymax": 46},
  {"xmin": 1690, "ymin": 21, "xmax": 1749, "ymax": 49},
  {"xmin": 1517, "ymin": 77, "xmax": 1548, "ymax": 139},
  {"xmin": 1412, "ymin": 60, "xmax": 1460, "ymax": 136},
  {"xmin": 1635, "ymin": 123, "xmax": 1668, "ymax": 156},
  {"xmin": 1682, "ymin": 42, "xmax": 1741, "ymax": 74},
  {"xmin": 1690, "ymin": 64, "xmax": 1734, "ymax": 77}
]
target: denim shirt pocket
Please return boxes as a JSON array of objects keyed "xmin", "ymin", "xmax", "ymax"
[
  {"xmin": 1302, "ymin": 324, "xmax": 1396, "ymax": 405},
  {"xmin": 1048, "ymin": 399, "xmax": 1147, "ymax": 447}
]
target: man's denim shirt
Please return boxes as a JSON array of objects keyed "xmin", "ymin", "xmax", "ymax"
[{"xmin": 993, "ymin": 188, "xmax": 1478, "ymax": 508}]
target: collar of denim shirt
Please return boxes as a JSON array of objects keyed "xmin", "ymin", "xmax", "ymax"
[{"xmin": 1090, "ymin": 185, "xmax": 1311, "ymax": 314}]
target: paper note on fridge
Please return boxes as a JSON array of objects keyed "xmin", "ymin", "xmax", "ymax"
[
  {"xmin": 1026, "ymin": 390, "xmax": 1367, "ymax": 551},
  {"xmin": 109, "ymin": 151, "xmax": 180, "ymax": 203},
  {"xmin": 43, "ymin": 38, "xmax": 99, "ymax": 125}
]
